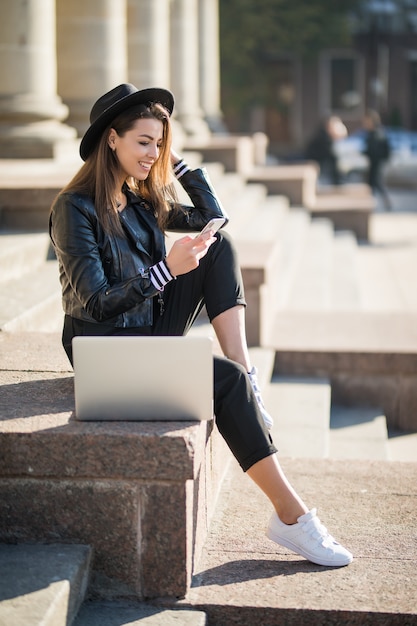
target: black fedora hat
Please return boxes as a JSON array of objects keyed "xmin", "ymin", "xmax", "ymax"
[{"xmin": 79, "ymin": 83, "xmax": 174, "ymax": 161}]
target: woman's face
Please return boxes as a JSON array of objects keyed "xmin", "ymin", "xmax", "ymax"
[{"xmin": 108, "ymin": 117, "xmax": 164, "ymax": 181}]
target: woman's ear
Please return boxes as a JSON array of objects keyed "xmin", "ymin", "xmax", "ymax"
[{"xmin": 108, "ymin": 128, "xmax": 117, "ymax": 150}]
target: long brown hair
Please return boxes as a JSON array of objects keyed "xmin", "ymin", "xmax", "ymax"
[{"xmin": 54, "ymin": 103, "xmax": 178, "ymax": 234}]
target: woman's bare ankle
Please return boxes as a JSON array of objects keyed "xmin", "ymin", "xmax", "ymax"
[{"xmin": 275, "ymin": 503, "xmax": 308, "ymax": 525}]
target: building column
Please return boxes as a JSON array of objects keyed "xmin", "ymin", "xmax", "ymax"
[
  {"xmin": 126, "ymin": 0, "xmax": 185, "ymax": 147},
  {"xmin": 198, "ymin": 0, "xmax": 225, "ymax": 133},
  {"xmin": 170, "ymin": 0, "xmax": 210, "ymax": 140},
  {"xmin": 127, "ymin": 0, "xmax": 170, "ymax": 89},
  {"xmin": 0, "ymin": 0, "xmax": 76, "ymax": 158},
  {"xmin": 56, "ymin": 0, "xmax": 128, "ymax": 137}
]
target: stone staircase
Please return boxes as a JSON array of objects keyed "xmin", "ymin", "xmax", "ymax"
[
  {"xmin": 264, "ymin": 202, "xmax": 417, "ymax": 434},
  {"xmin": 1, "ymin": 156, "xmax": 416, "ymax": 624}
]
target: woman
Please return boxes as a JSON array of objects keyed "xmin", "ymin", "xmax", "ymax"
[{"xmin": 50, "ymin": 83, "xmax": 352, "ymax": 568}]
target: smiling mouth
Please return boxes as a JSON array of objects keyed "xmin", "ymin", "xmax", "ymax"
[{"xmin": 139, "ymin": 162, "xmax": 152, "ymax": 170}]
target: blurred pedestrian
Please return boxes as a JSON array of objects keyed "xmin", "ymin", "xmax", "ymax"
[
  {"xmin": 306, "ymin": 115, "xmax": 347, "ymax": 185},
  {"xmin": 363, "ymin": 110, "xmax": 392, "ymax": 210}
]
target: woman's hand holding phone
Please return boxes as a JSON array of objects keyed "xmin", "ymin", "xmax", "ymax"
[
  {"xmin": 195, "ymin": 217, "xmax": 225, "ymax": 239},
  {"xmin": 166, "ymin": 218, "xmax": 225, "ymax": 277}
]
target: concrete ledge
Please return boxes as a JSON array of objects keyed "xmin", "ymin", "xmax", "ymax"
[
  {"xmin": 0, "ymin": 186, "xmax": 63, "ymax": 231},
  {"xmin": 0, "ymin": 543, "xmax": 91, "ymax": 626},
  {"xmin": 306, "ymin": 192, "xmax": 375, "ymax": 241},
  {"xmin": 0, "ymin": 332, "xmax": 230, "ymax": 600},
  {"xmin": 236, "ymin": 239, "xmax": 281, "ymax": 346},
  {"xmin": 268, "ymin": 311, "xmax": 417, "ymax": 431},
  {"xmin": 177, "ymin": 457, "xmax": 417, "ymax": 624},
  {"xmin": 184, "ymin": 134, "xmax": 268, "ymax": 176},
  {"xmin": 0, "ymin": 158, "xmax": 80, "ymax": 231},
  {"xmin": 246, "ymin": 163, "xmax": 319, "ymax": 206},
  {"xmin": 74, "ymin": 602, "xmax": 207, "ymax": 626}
]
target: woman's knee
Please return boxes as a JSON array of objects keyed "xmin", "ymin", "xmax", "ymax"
[{"xmin": 213, "ymin": 356, "xmax": 249, "ymax": 407}]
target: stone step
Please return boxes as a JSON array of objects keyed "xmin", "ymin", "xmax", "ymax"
[
  {"xmin": 387, "ymin": 429, "xmax": 417, "ymax": 462},
  {"xmin": 222, "ymin": 183, "xmax": 269, "ymax": 236},
  {"xmin": 74, "ymin": 602, "xmax": 207, "ymax": 626},
  {"xmin": 306, "ymin": 190, "xmax": 374, "ymax": 241},
  {"xmin": 356, "ymin": 245, "xmax": 407, "ymax": 311},
  {"xmin": 0, "ymin": 328, "xmax": 234, "ymax": 601},
  {"xmin": 246, "ymin": 162, "xmax": 318, "ymax": 206},
  {"xmin": 273, "ymin": 207, "xmax": 311, "ymax": 310},
  {"xmin": 162, "ymin": 320, "xmax": 403, "ymax": 461},
  {"xmin": 0, "ymin": 260, "xmax": 62, "ymax": 332},
  {"xmin": 331, "ymin": 230, "xmax": 362, "ymax": 310},
  {"xmin": 233, "ymin": 194, "xmax": 290, "ymax": 241},
  {"xmin": 277, "ymin": 218, "xmax": 363, "ymax": 313},
  {"xmin": 329, "ymin": 405, "xmax": 389, "ymax": 460},
  {"xmin": 0, "ymin": 543, "xmax": 91, "ymax": 626},
  {"xmin": 177, "ymin": 457, "xmax": 417, "ymax": 624},
  {"xmin": 203, "ymin": 163, "xmax": 245, "ymax": 199},
  {"xmin": 268, "ymin": 310, "xmax": 417, "ymax": 432},
  {"xmin": 385, "ymin": 245, "xmax": 417, "ymax": 310},
  {"xmin": 357, "ymin": 243, "xmax": 417, "ymax": 311},
  {"xmin": 267, "ymin": 376, "xmax": 331, "ymax": 458},
  {"xmin": 285, "ymin": 217, "xmax": 334, "ymax": 310},
  {"xmin": 0, "ymin": 231, "xmax": 52, "ymax": 282},
  {"xmin": 267, "ymin": 379, "xmax": 397, "ymax": 462}
]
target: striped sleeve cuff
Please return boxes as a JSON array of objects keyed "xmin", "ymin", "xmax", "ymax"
[
  {"xmin": 149, "ymin": 259, "xmax": 176, "ymax": 291},
  {"xmin": 173, "ymin": 159, "xmax": 190, "ymax": 179}
]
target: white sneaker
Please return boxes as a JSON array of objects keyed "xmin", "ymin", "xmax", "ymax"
[
  {"xmin": 248, "ymin": 366, "xmax": 274, "ymax": 430},
  {"xmin": 267, "ymin": 508, "xmax": 353, "ymax": 567}
]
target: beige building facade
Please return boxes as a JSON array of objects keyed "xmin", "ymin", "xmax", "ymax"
[{"xmin": 0, "ymin": 0, "xmax": 222, "ymax": 158}]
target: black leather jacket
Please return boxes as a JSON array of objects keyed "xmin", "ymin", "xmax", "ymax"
[{"xmin": 49, "ymin": 167, "xmax": 228, "ymax": 328}]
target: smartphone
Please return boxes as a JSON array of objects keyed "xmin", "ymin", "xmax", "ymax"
[{"xmin": 196, "ymin": 217, "xmax": 226, "ymax": 238}]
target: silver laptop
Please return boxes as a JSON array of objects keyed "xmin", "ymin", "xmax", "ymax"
[{"xmin": 72, "ymin": 335, "xmax": 213, "ymax": 421}]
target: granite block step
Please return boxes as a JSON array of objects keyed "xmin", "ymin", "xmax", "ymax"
[
  {"xmin": 331, "ymin": 230, "xmax": 362, "ymax": 310},
  {"xmin": 387, "ymin": 429, "xmax": 417, "ymax": 462},
  {"xmin": 268, "ymin": 310, "xmax": 417, "ymax": 431},
  {"xmin": 273, "ymin": 207, "xmax": 311, "ymax": 310},
  {"xmin": 0, "ymin": 260, "xmax": 62, "ymax": 332},
  {"xmin": 0, "ymin": 543, "xmax": 91, "ymax": 626},
  {"xmin": 357, "ymin": 243, "xmax": 417, "ymax": 312},
  {"xmin": 0, "ymin": 330, "xmax": 231, "ymax": 600},
  {"xmin": 175, "ymin": 457, "xmax": 417, "ymax": 625},
  {"xmin": 277, "ymin": 220, "xmax": 362, "ymax": 313},
  {"xmin": 233, "ymin": 195, "xmax": 289, "ymax": 241},
  {"xmin": 356, "ymin": 244, "xmax": 407, "ymax": 311},
  {"xmin": 329, "ymin": 405, "xmax": 389, "ymax": 460},
  {"xmin": 306, "ymin": 191, "xmax": 374, "ymax": 240},
  {"xmin": 74, "ymin": 602, "xmax": 207, "ymax": 626},
  {"xmin": 284, "ymin": 217, "xmax": 334, "ymax": 310},
  {"xmin": 246, "ymin": 163, "xmax": 318, "ymax": 206},
  {"xmin": 0, "ymin": 231, "xmax": 52, "ymax": 282},
  {"xmin": 222, "ymin": 183, "xmax": 269, "ymax": 236},
  {"xmin": 267, "ymin": 376, "xmax": 331, "ymax": 458}
]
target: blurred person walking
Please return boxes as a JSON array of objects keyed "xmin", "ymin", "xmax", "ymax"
[
  {"xmin": 306, "ymin": 115, "xmax": 347, "ymax": 185},
  {"xmin": 363, "ymin": 110, "xmax": 392, "ymax": 210}
]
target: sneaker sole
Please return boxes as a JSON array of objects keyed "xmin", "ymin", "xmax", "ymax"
[{"xmin": 266, "ymin": 527, "xmax": 353, "ymax": 567}]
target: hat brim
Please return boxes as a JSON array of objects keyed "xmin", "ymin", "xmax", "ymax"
[{"xmin": 79, "ymin": 87, "xmax": 174, "ymax": 161}]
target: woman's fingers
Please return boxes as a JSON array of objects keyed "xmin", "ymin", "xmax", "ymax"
[{"xmin": 166, "ymin": 234, "xmax": 216, "ymax": 276}]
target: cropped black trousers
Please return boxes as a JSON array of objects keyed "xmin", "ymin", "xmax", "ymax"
[{"xmin": 63, "ymin": 231, "xmax": 277, "ymax": 471}]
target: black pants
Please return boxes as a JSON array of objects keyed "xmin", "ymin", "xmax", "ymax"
[{"xmin": 63, "ymin": 231, "xmax": 277, "ymax": 471}]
